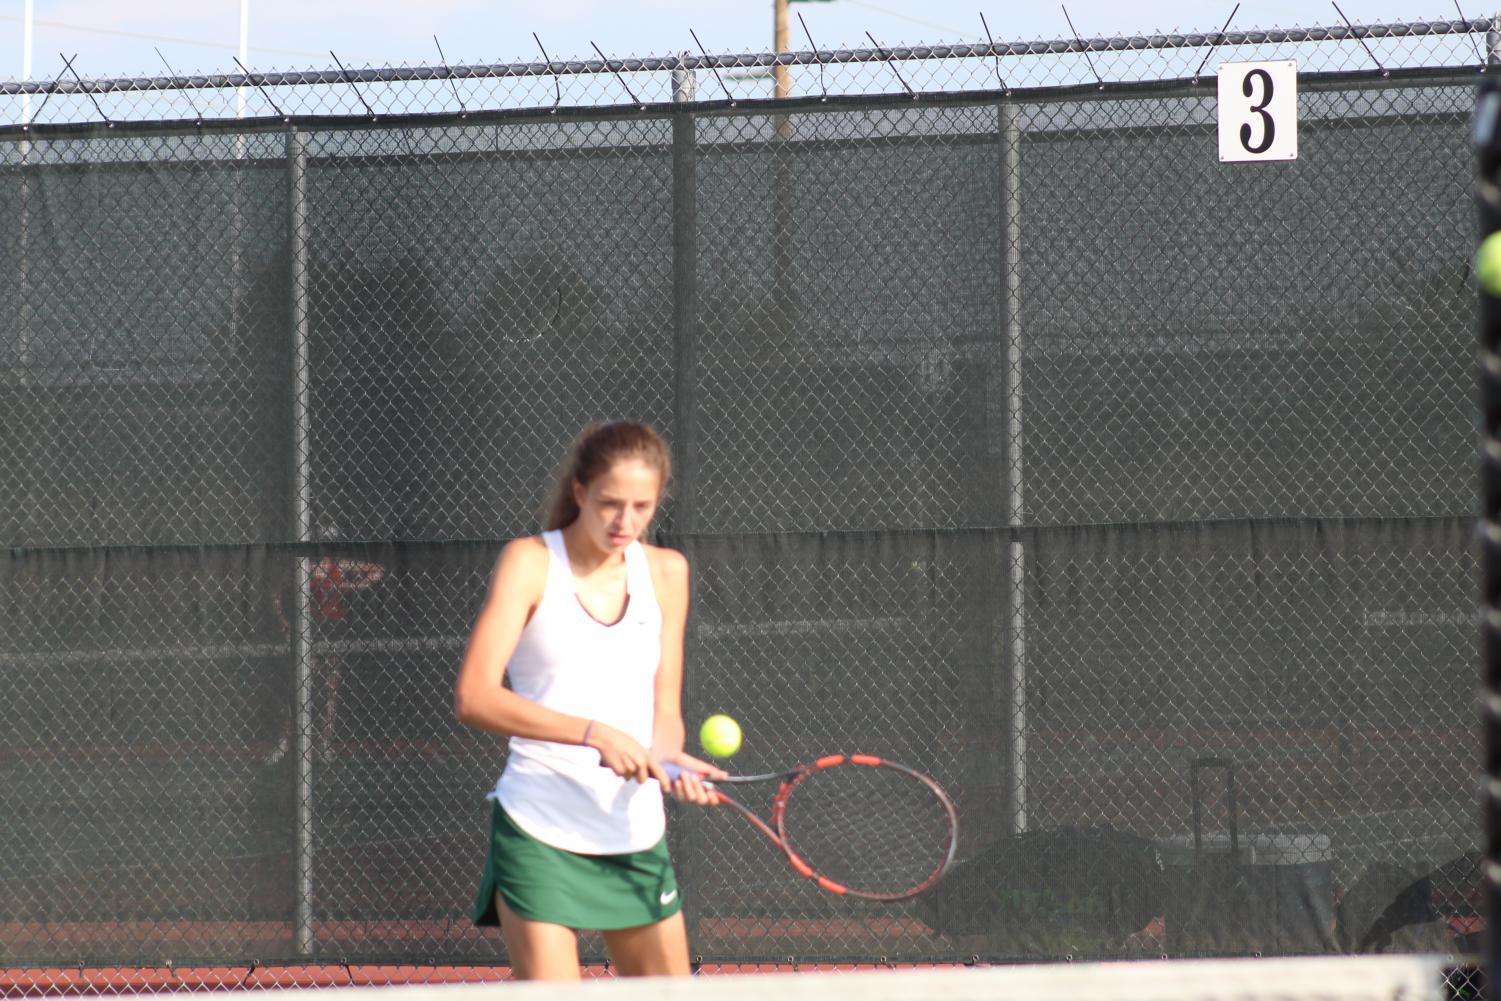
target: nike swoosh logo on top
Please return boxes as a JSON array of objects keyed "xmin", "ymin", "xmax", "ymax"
[{"xmin": 660, "ymin": 889, "xmax": 678, "ymax": 905}]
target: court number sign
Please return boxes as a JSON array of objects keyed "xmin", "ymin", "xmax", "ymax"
[{"xmin": 1217, "ymin": 61, "xmax": 1297, "ymax": 162}]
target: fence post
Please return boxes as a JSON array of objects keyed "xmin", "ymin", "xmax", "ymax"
[
  {"xmin": 1001, "ymin": 99, "xmax": 1029, "ymax": 836},
  {"xmin": 668, "ymin": 51, "xmax": 704, "ymax": 950},
  {"xmin": 286, "ymin": 127, "xmax": 316, "ymax": 959},
  {"xmin": 17, "ymin": 137, "xmax": 31, "ymax": 389},
  {"xmin": 672, "ymin": 50, "xmax": 697, "ymax": 105},
  {"xmin": 671, "ymin": 55, "xmax": 698, "ymax": 534},
  {"xmin": 1475, "ymin": 54, "xmax": 1501, "ymax": 1001}
]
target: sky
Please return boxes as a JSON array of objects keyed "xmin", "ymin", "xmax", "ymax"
[{"xmin": 0, "ymin": 0, "xmax": 1483, "ymax": 82}]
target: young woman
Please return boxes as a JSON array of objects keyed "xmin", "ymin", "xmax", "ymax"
[{"xmin": 454, "ymin": 421, "xmax": 724, "ymax": 981}]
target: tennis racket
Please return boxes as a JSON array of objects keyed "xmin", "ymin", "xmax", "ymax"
[{"xmin": 664, "ymin": 753, "xmax": 958, "ymax": 902}]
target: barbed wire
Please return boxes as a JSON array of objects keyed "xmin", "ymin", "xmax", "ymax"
[{"xmin": 0, "ymin": 15, "xmax": 1491, "ymax": 129}]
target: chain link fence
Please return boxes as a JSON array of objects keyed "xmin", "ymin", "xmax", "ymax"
[{"xmin": 0, "ymin": 11, "xmax": 1489, "ymax": 990}]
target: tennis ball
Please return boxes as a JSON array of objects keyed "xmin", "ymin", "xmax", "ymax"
[
  {"xmin": 699, "ymin": 714, "xmax": 742, "ymax": 758},
  {"xmin": 1477, "ymin": 232, "xmax": 1501, "ymax": 295}
]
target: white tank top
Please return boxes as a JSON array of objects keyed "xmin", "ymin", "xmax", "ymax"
[{"xmin": 489, "ymin": 529, "xmax": 666, "ymax": 854}]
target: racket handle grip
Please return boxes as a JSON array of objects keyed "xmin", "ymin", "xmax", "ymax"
[{"xmin": 660, "ymin": 762, "xmax": 715, "ymax": 787}]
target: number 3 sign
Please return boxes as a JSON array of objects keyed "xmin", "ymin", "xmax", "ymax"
[{"xmin": 1217, "ymin": 60, "xmax": 1298, "ymax": 162}]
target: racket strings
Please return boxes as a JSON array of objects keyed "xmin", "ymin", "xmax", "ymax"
[{"xmin": 779, "ymin": 764, "xmax": 953, "ymax": 897}]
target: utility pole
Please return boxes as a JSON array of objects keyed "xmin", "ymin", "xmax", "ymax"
[
  {"xmin": 21, "ymin": 0, "xmax": 33, "ymax": 125},
  {"xmin": 237, "ymin": 0, "xmax": 249, "ymax": 120},
  {"xmin": 773, "ymin": 0, "xmax": 792, "ymax": 99}
]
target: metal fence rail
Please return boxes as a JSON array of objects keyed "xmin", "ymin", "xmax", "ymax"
[
  {"xmin": 0, "ymin": 11, "xmax": 1487, "ymax": 989},
  {"xmin": 1, "ymin": 16, "xmax": 1496, "ymax": 126}
]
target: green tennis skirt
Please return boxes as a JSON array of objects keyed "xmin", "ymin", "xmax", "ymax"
[{"xmin": 472, "ymin": 801, "xmax": 682, "ymax": 931}]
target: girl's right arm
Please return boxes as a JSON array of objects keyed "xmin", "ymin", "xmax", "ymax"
[{"xmin": 453, "ymin": 537, "xmax": 658, "ymax": 782}]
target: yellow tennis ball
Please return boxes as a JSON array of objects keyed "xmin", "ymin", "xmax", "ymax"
[
  {"xmin": 698, "ymin": 714, "xmax": 742, "ymax": 758},
  {"xmin": 1478, "ymin": 232, "xmax": 1501, "ymax": 295}
]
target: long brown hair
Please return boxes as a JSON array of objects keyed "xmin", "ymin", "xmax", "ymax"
[{"xmin": 543, "ymin": 421, "xmax": 672, "ymax": 532}]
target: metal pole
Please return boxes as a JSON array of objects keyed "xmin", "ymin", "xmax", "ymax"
[
  {"xmin": 1480, "ymin": 98, "xmax": 1500, "ymax": 1001},
  {"xmin": 18, "ymin": 0, "xmax": 33, "ymax": 381},
  {"xmin": 287, "ymin": 128, "xmax": 315, "ymax": 959},
  {"xmin": 17, "ymin": 156, "xmax": 31, "ymax": 394},
  {"xmin": 21, "ymin": 0, "xmax": 33, "ymax": 125},
  {"xmin": 234, "ymin": 0, "xmax": 249, "ymax": 162},
  {"xmin": 671, "ymin": 49, "xmax": 697, "ymax": 104},
  {"xmin": 771, "ymin": 0, "xmax": 794, "ymax": 344},
  {"xmin": 17, "ymin": 0, "xmax": 32, "ymax": 382},
  {"xmin": 1476, "ymin": 53, "xmax": 1501, "ymax": 1001},
  {"xmin": 669, "ymin": 58, "xmax": 700, "ymax": 951},
  {"xmin": 18, "ymin": 0, "xmax": 32, "ymax": 391},
  {"xmin": 1001, "ymin": 100, "xmax": 1028, "ymax": 835},
  {"xmin": 671, "ymin": 51, "xmax": 697, "ymax": 533},
  {"xmin": 237, "ymin": 0, "xmax": 250, "ymax": 120},
  {"xmin": 773, "ymin": 0, "xmax": 791, "ymax": 99}
]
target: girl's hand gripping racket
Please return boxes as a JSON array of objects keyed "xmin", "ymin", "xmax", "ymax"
[{"xmin": 664, "ymin": 754, "xmax": 958, "ymax": 902}]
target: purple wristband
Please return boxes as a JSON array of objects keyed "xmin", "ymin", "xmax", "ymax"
[{"xmin": 582, "ymin": 720, "xmax": 594, "ymax": 748}]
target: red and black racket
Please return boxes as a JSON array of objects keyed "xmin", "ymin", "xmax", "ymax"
[{"xmin": 664, "ymin": 754, "xmax": 958, "ymax": 902}]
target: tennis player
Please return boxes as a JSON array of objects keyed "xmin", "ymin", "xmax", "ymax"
[
  {"xmin": 454, "ymin": 421, "xmax": 724, "ymax": 981},
  {"xmin": 267, "ymin": 525, "xmax": 386, "ymax": 763}
]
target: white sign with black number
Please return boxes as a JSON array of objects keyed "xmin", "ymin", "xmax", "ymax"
[{"xmin": 1217, "ymin": 60, "xmax": 1298, "ymax": 162}]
